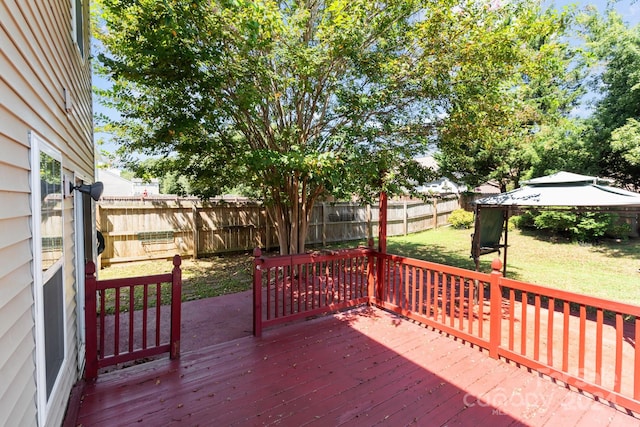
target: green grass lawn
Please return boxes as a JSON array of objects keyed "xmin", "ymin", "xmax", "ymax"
[
  {"xmin": 97, "ymin": 227, "xmax": 640, "ymax": 306},
  {"xmin": 385, "ymin": 227, "xmax": 640, "ymax": 305}
]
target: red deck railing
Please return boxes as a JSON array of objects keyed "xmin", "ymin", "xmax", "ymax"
[
  {"xmin": 253, "ymin": 247, "xmax": 640, "ymax": 414},
  {"xmin": 84, "ymin": 255, "xmax": 182, "ymax": 380},
  {"xmin": 252, "ymin": 247, "xmax": 374, "ymax": 337}
]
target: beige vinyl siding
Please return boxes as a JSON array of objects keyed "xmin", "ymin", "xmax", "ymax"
[
  {"xmin": 1, "ymin": 0, "xmax": 93, "ymax": 426},
  {"xmin": 0, "ymin": 148, "xmax": 34, "ymax": 427}
]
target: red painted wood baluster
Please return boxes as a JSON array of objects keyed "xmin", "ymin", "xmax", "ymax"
[
  {"xmin": 615, "ymin": 313, "xmax": 623, "ymax": 393},
  {"xmin": 142, "ymin": 284, "xmax": 148, "ymax": 349},
  {"xmin": 266, "ymin": 267, "xmax": 271, "ymax": 320},
  {"xmin": 449, "ymin": 274, "xmax": 455, "ymax": 328},
  {"xmin": 520, "ymin": 292, "xmax": 527, "ymax": 355},
  {"xmin": 416, "ymin": 267, "xmax": 422, "ymax": 316},
  {"xmin": 99, "ymin": 289, "xmax": 105, "ymax": 361},
  {"xmin": 534, "ymin": 294, "xmax": 541, "ymax": 361},
  {"xmin": 312, "ymin": 261, "xmax": 318, "ymax": 309},
  {"xmin": 252, "ymin": 248, "xmax": 263, "ymax": 337},
  {"xmin": 547, "ymin": 297, "xmax": 554, "ymax": 366},
  {"xmin": 129, "ymin": 285, "xmax": 134, "ymax": 353},
  {"xmin": 634, "ymin": 317, "xmax": 640, "ymax": 399},
  {"xmin": 508, "ymin": 289, "xmax": 515, "ymax": 350},
  {"xmin": 596, "ymin": 308, "xmax": 604, "ymax": 385},
  {"xmin": 468, "ymin": 279, "xmax": 474, "ymax": 334},
  {"xmin": 441, "ymin": 273, "xmax": 447, "ymax": 324},
  {"xmin": 290, "ymin": 262, "xmax": 295, "ymax": 315},
  {"xmin": 579, "ymin": 305, "xmax": 586, "ymax": 378},
  {"xmin": 562, "ymin": 300, "xmax": 570, "ymax": 372},
  {"xmin": 114, "ymin": 288, "xmax": 120, "ymax": 356},
  {"xmin": 478, "ymin": 279, "xmax": 485, "ymax": 339},
  {"xmin": 432, "ymin": 272, "xmax": 438, "ymax": 321},
  {"xmin": 275, "ymin": 264, "xmax": 281, "ymax": 318},
  {"xmin": 155, "ymin": 282, "xmax": 161, "ymax": 347},
  {"xmin": 489, "ymin": 258, "xmax": 502, "ymax": 359},
  {"xmin": 458, "ymin": 277, "xmax": 464, "ymax": 330},
  {"xmin": 304, "ymin": 262, "xmax": 309, "ymax": 312}
]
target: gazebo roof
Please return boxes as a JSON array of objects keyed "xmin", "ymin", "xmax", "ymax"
[{"xmin": 474, "ymin": 171, "xmax": 640, "ymax": 208}]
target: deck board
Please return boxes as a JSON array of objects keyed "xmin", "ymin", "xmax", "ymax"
[{"xmin": 75, "ymin": 306, "xmax": 640, "ymax": 427}]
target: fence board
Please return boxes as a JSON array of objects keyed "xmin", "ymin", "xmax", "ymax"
[{"xmin": 97, "ymin": 196, "xmax": 461, "ymax": 265}]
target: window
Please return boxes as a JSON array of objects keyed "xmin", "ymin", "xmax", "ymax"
[
  {"xmin": 72, "ymin": 0, "xmax": 84, "ymax": 58},
  {"xmin": 40, "ymin": 151, "xmax": 64, "ymax": 270}
]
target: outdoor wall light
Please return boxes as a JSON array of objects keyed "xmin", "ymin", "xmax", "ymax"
[{"xmin": 70, "ymin": 181, "xmax": 104, "ymax": 201}]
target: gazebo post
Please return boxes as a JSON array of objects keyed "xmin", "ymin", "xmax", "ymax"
[
  {"xmin": 473, "ymin": 205, "xmax": 481, "ymax": 271},
  {"xmin": 502, "ymin": 208, "xmax": 509, "ymax": 276}
]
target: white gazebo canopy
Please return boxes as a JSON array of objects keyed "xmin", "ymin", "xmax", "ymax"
[
  {"xmin": 470, "ymin": 171, "xmax": 640, "ymax": 274},
  {"xmin": 474, "ymin": 172, "xmax": 640, "ymax": 208}
]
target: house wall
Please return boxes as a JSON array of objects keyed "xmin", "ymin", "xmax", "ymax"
[{"xmin": 0, "ymin": 1, "xmax": 93, "ymax": 426}]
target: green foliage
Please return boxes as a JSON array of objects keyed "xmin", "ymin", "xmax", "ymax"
[
  {"xmin": 92, "ymin": 0, "xmax": 592, "ymax": 252},
  {"xmin": 448, "ymin": 209, "xmax": 474, "ymax": 229},
  {"xmin": 436, "ymin": 3, "xmax": 588, "ymax": 191},
  {"xmin": 581, "ymin": 11, "xmax": 640, "ymax": 190},
  {"xmin": 510, "ymin": 212, "xmax": 536, "ymax": 229},
  {"xmin": 519, "ymin": 210, "xmax": 629, "ymax": 242}
]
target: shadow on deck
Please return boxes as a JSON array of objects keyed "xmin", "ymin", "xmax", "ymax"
[{"xmin": 71, "ymin": 299, "xmax": 638, "ymax": 426}]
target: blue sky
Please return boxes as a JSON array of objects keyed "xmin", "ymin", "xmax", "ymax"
[{"xmin": 92, "ymin": 1, "xmax": 640, "ymax": 155}]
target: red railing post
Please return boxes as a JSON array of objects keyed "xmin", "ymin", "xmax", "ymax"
[
  {"xmin": 170, "ymin": 255, "xmax": 182, "ymax": 359},
  {"xmin": 84, "ymin": 261, "xmax": 98, "ymax": 380},
  {"xmin": 253, "ymin": 248, "xmax": 263, "ymax": 337},
  {"xmin": 366, "ymin": 245, "xmax": 376, "ymax": 305},
  {"xmin": 489, "ymin": 258, "xmax": 503, "ymax": 359}
]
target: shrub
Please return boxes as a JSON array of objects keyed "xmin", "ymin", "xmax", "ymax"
[
  {"xmin": 605, "ymin": 220, "xmax": 632, "ymax": 240},
  {"xmin": 510, "ymin": 212, "xmax": 536, "ymax": 229},
  {"xmin": 530, "ymin": 211, "xmax": 626, "ymax": 242},
  {"xmin": 448, "ymin": 209, "xmax": 474, "ymax": 229}
]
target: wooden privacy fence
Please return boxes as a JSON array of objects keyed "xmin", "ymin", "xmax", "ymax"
[
  {"xmin": 253, "ymin": 248, "xmax": 640, "ymax": 414},
  {"xmin": 84, "ymin": 255, "xmax": 182, "ymax": 380},
  {"xmin": 97, "ymin": 196, "xmax": 460, "ymax": 265}
]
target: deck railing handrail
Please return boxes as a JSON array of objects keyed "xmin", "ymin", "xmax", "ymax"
[
  {"xmin": 84, "ymin": 255, "xmax": 182, "ymax": 380},
  {"xmin": 253, "ymin": 247, "xmax": 640, "ymax": 413}
]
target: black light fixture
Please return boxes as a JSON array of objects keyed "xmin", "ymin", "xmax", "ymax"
[{"xmin": 70, "ymin": 181, "xmax": 104, "ymax": 201}]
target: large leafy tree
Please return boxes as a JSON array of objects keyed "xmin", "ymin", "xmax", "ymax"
[
  {"xmin": 93, "ymin": 0, "xmax": 569, "ymax": 254},
  {"xmin": 435, "ymin": 5, "xmax": 586, "ymax": 191},
  {"xmin": 582, "ymin": 11, "xmax": 640, "ymax": 190}
]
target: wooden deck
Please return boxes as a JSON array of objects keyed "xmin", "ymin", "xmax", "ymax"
[{"xmin": 74, "ymin": 306, "xmax": 639, "ymax": 426}]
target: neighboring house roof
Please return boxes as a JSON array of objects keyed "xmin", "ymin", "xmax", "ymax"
[
  {"xmin": 97, "ymin": 168, "xmax": 160, "ymax": 196},
  {"xmin": 473, "ymin": 182, "xmax": 501, "ymax": 194},
  {"xmin": 413, "ymin": 156, "xmax": 465, "ymax": 194},
  {"xmin": 415, "ymin": 177, "xmax": 462, "ymax": 195},
  {"xmin": 474, "ymin": 171, "xmax": 640, "ymax": 208}
]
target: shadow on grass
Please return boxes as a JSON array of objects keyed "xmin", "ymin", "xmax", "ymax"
[
  {"xmin": 383, "ymin": 240, "xmax": 525, "ymax": 280},
  {"xmin": 518, "ymin": 228, "xmax": 640, "ymax": 260}
]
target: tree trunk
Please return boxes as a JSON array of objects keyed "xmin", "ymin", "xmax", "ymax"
[{"xmin": 269, "ymin": 177, "xmax": 317, "ymax": 255}]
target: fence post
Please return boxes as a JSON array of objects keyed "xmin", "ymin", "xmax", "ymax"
[
  {"xmin": 403, "ymin": 200, "xmax": 408, "ymax": 235},
  {"xmin": 84, "ymin": 261, "xmax": 98, "ymax": 380},
  {"xmin": 170, "ymin": 255, "xmax": 182, "ymax": 359},
  {"xmin": 322, "ymin": 203, "xmax": 327, "ymax": 247},
  {"xmin": 192, "ymin": 203, "xmax": 198, "ymax": 259},
  {"xmin": 253, "ymin": 248, "xmax": 263, "ymax": 337},
  {"xmin": 433, "ymin": 197, "xmax": 438, "ymax": 229},
  {"xmin": 489, "ymin": 258, "xmax": 503, "ymax": 359}
]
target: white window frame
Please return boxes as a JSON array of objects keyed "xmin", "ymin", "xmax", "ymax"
[
  {"xmin": 30, "ymin": 132, "xmax": 68, "ymax": 426},
  {"xmin": 71, "ymin": 0, "xmax": 85, "ymax": 58}
]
